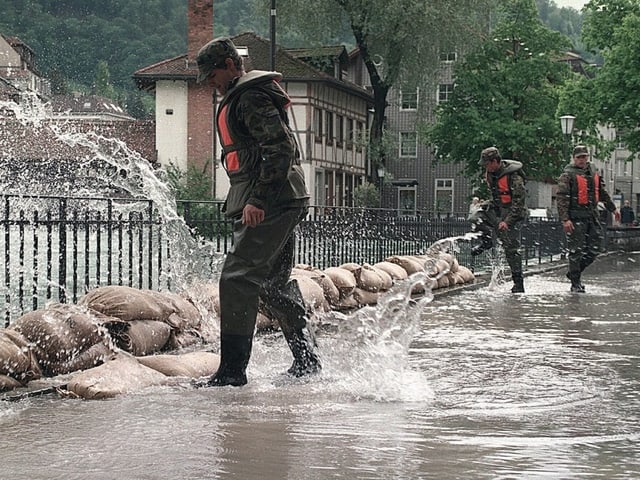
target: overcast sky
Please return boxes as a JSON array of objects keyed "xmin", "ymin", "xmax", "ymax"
[{"xmin": 554, "ymin": 0, "xmax": 587, "ymax": 10}]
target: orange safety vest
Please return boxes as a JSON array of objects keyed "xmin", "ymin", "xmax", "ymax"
[
  {"xmin": 574, "ymin": 172, "xmax": 600, "ymax": 205},
  {"xmin": 486, "ymin": 173, "xmax": 513, "ymax": 206},
  {"xmin": 217, "ymin": 104, "xmax": 239, "ymax": 173}
]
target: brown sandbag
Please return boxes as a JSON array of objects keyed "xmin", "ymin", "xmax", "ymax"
[
  {"xmin": 165, "ymin": 329, "xmax": 204, "ymax": 351},
  {"xmin": 0, "ymin": 330, "xmax": 41, "ymax": 388},
  {"xmin": 65, "ymin": 354, "xmax": 170, "ymax": 400},
  {"xmin": 110, "ymin": 319, "xmax": 172, "ymax": 356},
  {"xmin": 373, "ymin": 261, "xmax": 409, "ymax": 281},
  {"xmin": 355, "ymin": 264, "xmax": 393, "ymax": 292},
  {"xmin": 323, "ymin": 267, "xmax": 357, "ymax": 299},
  {"xmin": 291, "ymin": 268, "xmax": 340, "ymax": 305},
  {"xmin": 294, "ymin": 276, "xmax": 329, "ymax": 312},
  {"xmin": 9, "ymin": 304, "xmax": 112, "ymax": 376},
  {"xmin": 386, "ymin": 255, "xmax": 425, "ymax": 275},
  {"xmin": 137, "ymin": 351, "xmax": 220, "ymax": 378},
  {"xmin": 79, "ymin": 285, "xmax": 173, "ymax": 321},
  {"xmin": 457, "ymin": 265, "xmax": 475, "ymax": 283},
  {"xmin": 152, "ymin": 291, "xmax": 202, "ymax": 330},
  {"xmin": 352, "ymin": 287, "xmax": 381, "ymax": 306},
  {"xmin": 0, "ymin": 374, "xmax": 23, "ymax": 391}
]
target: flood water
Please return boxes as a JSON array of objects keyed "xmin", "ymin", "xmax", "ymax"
[{"xmin": 1, "ymin": 252, "xmax": 639, "ymax": 480}]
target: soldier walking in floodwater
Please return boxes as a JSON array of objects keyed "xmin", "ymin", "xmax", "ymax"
[
  {"xmin": 557, "ymin": 145, "xmax": 620, "ymax": 293},
  {"xmin": 473, "ymin": 147, "xmax": 527, "ymax": 293}
]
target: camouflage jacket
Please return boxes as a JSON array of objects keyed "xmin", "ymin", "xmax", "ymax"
[
  {"xmin": 483, "ymin": 160, "xmax": 527, "ymax": 227},
  {"xmin": 557, "ymin": 162, "xmax": 616, "ymax": 221},
  {"xmin": 216, "ymin": 70, "xmax": 309, "ymax": 218}
]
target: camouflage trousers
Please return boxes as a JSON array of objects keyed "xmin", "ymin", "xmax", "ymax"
[
  {"xmin": 566, "ymin": 217, "xmax": 604, "ymax": 278},
  {"xmin": 478, "ymin": 208, "xmax": 523, "ymax": 277}
]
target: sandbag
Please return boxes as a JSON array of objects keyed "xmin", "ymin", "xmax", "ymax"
[
  {"xmin": 0, "ymin": 374, "xmax": 23, "ymax": 391},
  {"xmin": 291, "ymin": 268, "xmax": 340, "ymax": 305},
  {"xmin": 65, "ymin": 354, "xmax": 170, "ymax": 400},
  {"xmin": 373, "ymin": 261, "xmax": 409, "ymax": 281},
  {"xmin": 137, "ymin": 351, "xmax": 220, "ymax": 378},
  {"xmin": 386, "ymin": 255, "xmax": 425, "ymax": 275},
  {"xmin": 165, "ymin": 329, "xmax": 204, "ymax": 351},
  {"xmin": 352, "ymin": 287, "xmax": 381, "ymax": 306},
  {"xmin": 354, "ymin": 264, "xmax": 393, "ymax": 292},
  {"xmin": 323, "ymin": 267, "xmax": 357, "ymax": 299},
  {"xmin": 0, "ymin": 330, "xmax": 41, "ymax": 387},
  {"xmin": 456, "ymin": 265, "xmax": 475, "ymax": 283},
  {"xmin": 295, "ymin": 276, "xmax": 329, "ymax": 312},
  {"xmin": 9, "ymin": 304, "xmax": 112, "ymax": 376},
  {"xmin": 153, "ymin": 291, "xmax": 202, "ymax": 330},
  {"xmin": 109, "ymin": 319, "xmax": 172, "ymax": 356},
  {"xmin": 79, "ymin": 285, "xmax": 173, "ymax": 321}
]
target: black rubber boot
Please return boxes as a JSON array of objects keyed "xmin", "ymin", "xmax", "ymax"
[
  {"xmin": 511, "ymin": 274, "xmax": 525, "ymax": 293},
  {"xmin": 567, "ymin": 272, "xmax": 585, "ymax": 293},
  {"xmin": 206, "ymin": 334, "xmax": 253, "ymax": 387},
  {"xmin": 284, "ymin": 328, "xmax": 321, "ymax": 378}
]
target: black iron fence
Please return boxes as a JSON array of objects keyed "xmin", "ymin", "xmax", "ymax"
[{"xmin": 2, "ymin": 196, "xmax": 569, "ymax": 325}]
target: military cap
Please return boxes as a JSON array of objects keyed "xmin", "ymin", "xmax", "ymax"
[
  {"xmin": 196, "ymin": 37, "xmax": 240, "ymax": 83},
  {"xmin": 572, "ymin": 145, "xmax": 589, "ymax": 157},
  {"xmin": 478, "ymin": 146, "xmax": 501, "ymax": 165}
]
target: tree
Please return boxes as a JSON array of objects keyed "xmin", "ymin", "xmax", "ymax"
[
  {"xmin": 424, "ymin": 0, "xmax": 572, "ymax": 182},
  {"xmin": 94, "ymin": 60, "xmax": 117, "ymax": 99},
  {"xmin": 577, "ymin": 0, "xmax": 640, "ymax": 155},
  {"xmin": 267, "ymin": 0, "xmax": 500, "ymax": 180}
]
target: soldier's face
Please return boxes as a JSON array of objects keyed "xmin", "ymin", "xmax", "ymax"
[
  {"xmin": 485, "ymin": 159, "xmax": 500, "ymax": 173},
  {"xmin": 574, "ymin": 154, "xmax": 588, "ymax": 168},
  {"xmin": 206, "ymin": 58, "xmax": 240, "ymax": 95}
]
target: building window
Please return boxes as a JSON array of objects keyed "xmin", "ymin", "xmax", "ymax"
[
  {"xmin": 337, "ymin": 114, "xmax": 345, "ymax": 145},
  {"xmin": 439, "ymin": 52, "xmax": 457, "ymax": 62},
  {"xmin": 437, "ymin": 83, "xmax": 454, "ymax": 103},
  {"xmin": 435, "ymin": 178, "xmax": 454, "ymax": 212},
  {"xmin": 314, "ymin": 108, "xmax": 323, "ymax": 142},
  {"xmin": 400, "ymin": 87, "xmax": 418, "ymax": 110},
  {"xmin": 398, "ymin": 187, "xmax": 417, "ymax": 217},
  {"xmin": 357, "ymin": 121, "xmax": 365, "ymax": 152},
  {"xmin": 346, "ymin": 118, "xmax": 354, "ymax": 149},
  {"xmin": 326, "ymin": 111, "xmax": 334, "ymax": 142},
  {"xmin": 399, "ymin": 131, "xmax": 417, "ymax": 158}
]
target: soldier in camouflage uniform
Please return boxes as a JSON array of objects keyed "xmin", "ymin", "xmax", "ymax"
[
  {"xmin": 557, "ymin": 145, "xmax": 620, "ymax": 293},
  {"xmin": 196, "ymin": 37, "xmax": 320, "ymax": 386},
  {"xmin": 475, "ymin": 147, "xmax": 527, "ymax": 293}
]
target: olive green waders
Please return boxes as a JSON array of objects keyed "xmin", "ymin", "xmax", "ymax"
[{"xmin": 207, "ymin": 206, "xmax": 320, "ymax": 386}]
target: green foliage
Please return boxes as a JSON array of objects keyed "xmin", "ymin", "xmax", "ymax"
[
  {"xmin": 578, "ymin": 0, "xmax": 640, "ymax": 155},
  {"xmin": 165, "ymin": 163, "xmax": 214, "ymax": 201},
  {"xmin": 424, "ymin": 0, "xmax": 573, "ymax": 182},
  {"xmin": 353, "ymin": 182, "xmax": 380, "ymax": 208}
]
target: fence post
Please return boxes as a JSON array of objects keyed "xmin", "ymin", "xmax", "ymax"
[{"xmin": 58, "ymin": 197, "xmax": 67, "ymax": 304}]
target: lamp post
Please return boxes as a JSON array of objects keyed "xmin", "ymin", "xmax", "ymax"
[
  {"xmin": 560, "ymin": 115, "xmax": 576, "ymax": 162},
  {"xmin": 377, "ymin": 166, "xmax": 385, "ymax": 208}
]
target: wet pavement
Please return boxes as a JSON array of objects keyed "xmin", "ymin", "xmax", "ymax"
[{"xmin": 1, "ymin": 252, "xmax": 639, "ymax": 479}]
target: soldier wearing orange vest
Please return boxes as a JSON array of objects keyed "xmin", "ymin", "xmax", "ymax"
[
  {"xmin": 557, "ymin": 145, "xmax": 620, "ymax": 293},
  {"xmin": 474, "ymin": 146, "xmax": 527, "ymax": 293},
  {"xmin": 195, "ymin": 37, "xmax": 320, "ymax": 386}
]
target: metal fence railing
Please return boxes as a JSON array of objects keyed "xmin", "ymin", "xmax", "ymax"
[{"xmin": 2, "ymin": 196, "xmax": 572, "ymax": 325}]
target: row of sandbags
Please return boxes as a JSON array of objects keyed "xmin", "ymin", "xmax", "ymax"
[
  {"xmin": 0, "ymin": 285, "xmax": 210, "ymax": 393},
  {"xmin": 1, "ymin": 251, "xmax": 475, "ymax": 397}
]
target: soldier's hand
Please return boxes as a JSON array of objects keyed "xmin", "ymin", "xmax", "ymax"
[
  {"xmin": 498, "ymin": 221, "xmax": 509, "ymax": 231},
  {"xmin": 614, "ymin": 210, "xmax": 621, "ymax": 223},
  {"xmin": 242, "ymin": 204, "xmax": 265, "ymax": 227},
  {"xmin": 563, "ymin": 219, "xmax": 574, "ymax": 234}
]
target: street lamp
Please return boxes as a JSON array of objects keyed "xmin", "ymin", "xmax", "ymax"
[
  {"xmin": 560, "ymin": 115, "xmax": 575, "ymax": 162},
  {"xmin": 377, "ymin": 166, "xmax": 385, "ymax": 208}
]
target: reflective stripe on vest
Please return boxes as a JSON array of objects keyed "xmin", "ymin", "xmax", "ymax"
[
  {"xmin": 217, "ymin": 104, "xmax": 239, "ymax": 172},
  {"xmin": 575, "ymin": 173, "xmax": 600, "ymax": 205}
]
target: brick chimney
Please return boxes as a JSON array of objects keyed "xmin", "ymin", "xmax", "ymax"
[{"xmin": 188, "ymin": 0, "xmax": 213, "ymax": 63}]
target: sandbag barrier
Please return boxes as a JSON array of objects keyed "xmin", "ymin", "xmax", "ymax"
[{"xmin": 0, "ymin": 251, "xmax": 475, "ymax": 400}]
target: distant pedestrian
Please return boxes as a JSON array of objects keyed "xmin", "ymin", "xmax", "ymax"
[
  {"xmin": 557, "ymin": 145, "xmax": 620, "ymax": 293},
  {"xmin": 620, "ymin": 200, "xmax": 635, "ymax": 226}
]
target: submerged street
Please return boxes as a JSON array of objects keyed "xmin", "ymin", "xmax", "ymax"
[{"xmin": 1, "ymin": 252, "xmax": 639, "ymax": 479}]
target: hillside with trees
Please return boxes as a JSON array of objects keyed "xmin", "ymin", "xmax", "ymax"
[{"xmin": 0, "ymin": 0, "xmax": 587, "ymax": 120}]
